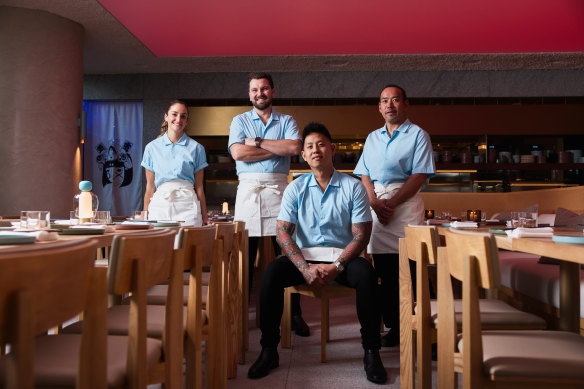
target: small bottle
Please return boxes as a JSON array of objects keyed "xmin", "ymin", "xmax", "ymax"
[
  {"xmin": 74, "ymin": 181, "xmax": 99, "ymax": 224},
  {"xmin": 221, "ymin": 198, "xmax": 229, "ymax": 215}
]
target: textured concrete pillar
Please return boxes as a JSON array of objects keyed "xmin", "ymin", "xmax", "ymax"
[{"xmin": 0, "ymin": 6, "xmax": 84, "ymax": 218}]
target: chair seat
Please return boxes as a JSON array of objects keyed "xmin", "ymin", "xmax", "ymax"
[
  {"xmin": 63, "ymin": 305, "xmax": 196, "ymax": 338},
  {"xmin": 458, "ymin": 330, "xmax": 584, "ymax": 381},
  {"xmin": 146, "ymin": 284, "xmax": 208, "ymax": 306},
  {"xmin": 0, "ymin": 334, "xmax": 162, "ymax": 387},
  {"xmin": 429, "ymin": 299, "xmax": 546, "ymax": 329}
]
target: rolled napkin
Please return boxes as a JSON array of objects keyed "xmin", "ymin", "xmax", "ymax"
[
  {"xmin": 451, "ymin": 221, "xmax": 478, "ymax": 228},
  {"xmin": 300, "ymin": 246, "xmax": 344, "ymax": 263},
  {"xmin": 506, "ymin": 227, "xmax": 554, "ymax": 238},
  {"xmin": 426, "ymin": 219, "xmax": 445, "ymax": 225},
  {"xmin": 3, "ymin": 230, "xmax": 59, "ymax": 241}
]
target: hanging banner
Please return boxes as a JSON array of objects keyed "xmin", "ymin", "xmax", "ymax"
[{"xmin": 84, "ymin": 101, "xmax": 143, "ymax": 217}]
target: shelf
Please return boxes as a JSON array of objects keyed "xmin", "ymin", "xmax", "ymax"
[
  {"xmin": 207, "ymin": 162, "xmax": 584, "ymax": 171},
  {"xmin": 436, "ymin": 163, "xmax": 584, "ymax": 171}
]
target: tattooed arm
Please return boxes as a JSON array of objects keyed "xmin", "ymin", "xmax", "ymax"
[
  {"xmin": 316, "ymin": 221, "xmax": 372, "ymax": 284},
  {"xmin": 276, "ymin": 220, "xmax": 326, "ymax": 286}
]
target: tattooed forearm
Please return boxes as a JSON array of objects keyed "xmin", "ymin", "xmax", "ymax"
[
  {"xmin": 335, "ymin": 221, "xmax": 372, "ymax": 266},
  {"xmin": 276, "ymin": 220, "xmax": 315, "ymax": 282}
]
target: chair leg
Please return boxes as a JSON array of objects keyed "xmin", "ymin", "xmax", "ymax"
[
  {"xmin": 281, "ymin": 288, "xmax": 292, "ymax": 348},
  {"xmin": 321, "ymin": 297, "xmax": 329, "ymax": 363}
]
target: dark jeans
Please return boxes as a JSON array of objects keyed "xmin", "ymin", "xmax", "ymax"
[
  {"xmin": 373, "ymin": 253, "xmax": 417, "ymax": 331},
  {"xmin": 249, "ymin": 236, "xmax": 301, "ymax": 316},
  {"xmin": 258, "ymin": 255, "xmax": 381, "ymax": 350}
]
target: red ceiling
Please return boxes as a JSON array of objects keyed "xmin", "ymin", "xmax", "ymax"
[{"xmin": 98, "ymin": 0, "xmax": 584, "ymax": 57}]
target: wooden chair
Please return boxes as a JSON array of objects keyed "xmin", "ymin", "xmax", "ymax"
[
  {"xmin": 178, "ymin": 225, "xmax": 224, "ymax": 389},
  {"xmin": 401, "ymin": 225, "xmax": 547, "ymax": 389},
  {"xmin": 439, "ymin": 228, "xmax": 584, "ymax": 389},
  {"xmin": 63, "ymin": 228, "xmax": 184, "ymax": 389},
  {"xmin": 281, "ymin": 282, "xmax": 356, "ymax": 362},
  {"xmin": 0, "ymin": 239, "xmax": 106, "ymax": 389}
]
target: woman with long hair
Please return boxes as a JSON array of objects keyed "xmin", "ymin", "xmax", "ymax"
[{"xmin": 141, "ymin": 100, "xmax": 208, "ymax": 226}]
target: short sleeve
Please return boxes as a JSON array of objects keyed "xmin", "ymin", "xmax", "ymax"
[
  {"xmin": 351, "ymin": 181, "xmax": 372, "ymax": 223},
  {"xmin": 228, "ymin": 116, "xmax": 245, "ymax": 153},
  {"xmin": 353, "ymin": 134, "xmax": 372, "ymax": 177},
  {"xmin": 141, "ymin": 144, "xmax": 153, "ymax": 171},
  {"xmin": 277, "ymin": 183, "xmax": 298, "ymax": 225},
  {"xmin": 192, "ymin": 144, "xmax": 208, "ymax": 174},
  {"xmin": 283, "ymin": 116, "xmax": 301, "ymax": 140},
  {"xmin": 411, "ymin": 131, "xmax": 436, "ymax": 177}
]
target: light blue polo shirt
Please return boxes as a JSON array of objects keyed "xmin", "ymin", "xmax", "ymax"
[
  {"xmin": 354, "ymin": 119, "xmax": 435, "ymax": 184},
  {"xmin": 141, "ymin": 132, "xmax": 208, "ymax": 188},
  {"xmin": 278, "ymin": 170, "xmax": 372, "ymax": 249},
  {"xmin": 228, "ymin": 109, "xmax": 300, "ymax": 175}
]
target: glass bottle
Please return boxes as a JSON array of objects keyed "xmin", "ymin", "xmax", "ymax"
[{"xmin": 74, "ymin": 181, "xmax": 99, "ymax": 224}]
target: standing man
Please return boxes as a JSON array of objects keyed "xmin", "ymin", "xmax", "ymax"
[
  {"xmin": 228, "ymin": 72, "xmax": 309, "ymax": 336},
  {"xmin": 354, "ymin": 85, "xmax": 435, "ymax": 347},
  {"xmin": 248, "ymin": 123, "xmax": 386, "ymax": 384}
]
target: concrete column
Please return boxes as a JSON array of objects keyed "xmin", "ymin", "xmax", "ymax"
[{"xmin": 0, "ymin": 6, "xmax": 84, "ymax": 218}]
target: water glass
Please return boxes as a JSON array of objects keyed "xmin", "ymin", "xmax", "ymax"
[
  {"xmin": 69, "ymin": 210, "xmax": 79, "ymax": 225},
  {"xmin": 133, "ymin": 210, "xmax": 148, "ymax": 220},
  {"xmin": 440, "ymin": 211, "xmax": 452, "ymax": 220},
  {"xmin": 94, "ymin": 210, "xmax": 111, "ymax": 224},
  {"xmin": 20, "ymin": 210, "xmax": 28, "ymax": 228},
  {"xmin": 26, "ymin": 210, "xmax": 50, "ymax": 230}
]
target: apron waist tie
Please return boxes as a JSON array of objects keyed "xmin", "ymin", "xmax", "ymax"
[
  {"xmin": 160, "ymin": 187, "xmax": 193, "ymax": 201},
  {"xmin": 247, "ymin": 183, "xmax": 281, "ymax": 202}
]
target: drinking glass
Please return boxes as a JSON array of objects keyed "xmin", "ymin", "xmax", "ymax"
[
  {"xmin": 94, "ymin": 210, "xmax": 111, "ymax": 224},
  {"xmin": 440, "ymin": 211, "xmax": 452, "ymax": 220},
  {"xmin": 69, "ymin": 210, "xmax": 79, "ymax": 225},
  {"xmin": 133, "ymin": 211, "xmax": 148, "ymax": 220},
  {"xmin": 20, "ymin": 211, "xmax": 28, "ymax": 228},
  {"xmin": 26, "ymin": 211, "xmax": 50, "ymax": 230}
]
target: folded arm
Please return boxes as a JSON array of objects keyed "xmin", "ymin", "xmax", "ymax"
[{"xmin": 230, "ymin": 139, "xmax": 301, "ymax": 162}]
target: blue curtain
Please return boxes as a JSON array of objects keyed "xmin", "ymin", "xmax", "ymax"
[{"xmin": 83, "ymin": 101, "xmax": 143, "ymax": 217}]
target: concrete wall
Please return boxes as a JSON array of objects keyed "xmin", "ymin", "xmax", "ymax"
[{"xmin": 0, "ymin": 7, "xmax": 84, "ymax": 218}]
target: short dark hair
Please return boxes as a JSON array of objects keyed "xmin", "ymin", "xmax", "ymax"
[
  {"xmin": 302, "ymin": 122, "xmax": 332, "ymax": 144},
  {"xmin": 380, "ymin": 84, "xmax": 407, "ymax": 101},
  {"xmin": 248, "ymin": 72, "xmax": 274, "ymax": 89}
]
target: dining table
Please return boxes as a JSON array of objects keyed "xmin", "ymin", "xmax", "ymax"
[
  {"xmin": 435, "ymin": 223, "xmax": 584, "ymax": 332},
  {"xmin": 492, "ymin": 230, "xmax": 584, "ymax": 332}
]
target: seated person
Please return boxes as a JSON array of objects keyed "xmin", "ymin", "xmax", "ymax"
[{"xmin": 248, "ymin": 122, "xmax": 387, "ymax": 384}]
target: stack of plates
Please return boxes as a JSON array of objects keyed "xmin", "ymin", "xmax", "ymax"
[{"xmin": 520, "ymin": 155, "xmax": 535, "ymax": 163}]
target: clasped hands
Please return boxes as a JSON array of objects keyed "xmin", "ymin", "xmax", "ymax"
[
  {"xmin": 304, "ymin": 263, "xmax": 337, "ymax": 287},
  {"xmin": 371, "ymin": 198, "xmax": 395, "ymax": 225}
]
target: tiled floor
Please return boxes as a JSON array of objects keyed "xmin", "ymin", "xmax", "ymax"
[{"xmin": 227, "ymin": 294, "xmax": 438, "ymax": 389}]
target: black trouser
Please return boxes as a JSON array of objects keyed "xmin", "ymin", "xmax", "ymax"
[
  {"xmin": 258, "ymin": 255, "xmax": 381, "ymax": 350},
  {"xmin": 373, "ymin": 253, "xmax": 417, "ymax": 331},
  {"xmin": 248, "ymin": 236, "xmax": 301, "ymax": 316}
]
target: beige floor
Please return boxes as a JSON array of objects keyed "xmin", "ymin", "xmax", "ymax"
[{"xmin": 226, "ymin": 294, "xmax": 438, "ymax": 389}]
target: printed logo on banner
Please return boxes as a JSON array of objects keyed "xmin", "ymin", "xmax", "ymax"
[{"xmin": 95, "ymin": 140, "xmax": 134, "ymax": 188}]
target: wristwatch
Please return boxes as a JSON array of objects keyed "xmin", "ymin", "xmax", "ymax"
[
  {"xmin": 255, "ymin": 137, "xmax": 262, "ymax": 148},
  {"xmin": 333, "ymin": 260, "xmax": 345, "ymax": 273}
]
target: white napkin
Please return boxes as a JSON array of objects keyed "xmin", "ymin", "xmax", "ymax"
[
  {"xmin": 426, "ymin": 219, "xmax": 445, "ymax": 225},
  {"xmin": 451, "ymin": 221, "xmax": 478, "ymax": 228},
  {"xmin": 53, "ymin": 219, "xmax": 72, "ymax": 225},
  {"xmin": 121, "ymin": 220, "xmax": 152, "ymax": 225},
  {"xmin": 71, "ymin": 224, "xmax": 115, "ymax": 233},
  {"xmin": 506, "ymin": 227, "xmax": 554, "ymax": 238},
  {"xmin": 3, "ymin": 231, "xmax": 58, "ymax": 241},
  {"xmin": 300, "ymin": 246, "xmax": 344, "ymax": 263}
]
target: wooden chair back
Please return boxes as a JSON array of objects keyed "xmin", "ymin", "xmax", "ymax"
[
  {"xmin": 442, "ymin": 228, "xmax": 498, "ymax": 389},
  {"xmin": 400, "ymin": 225, "xmax": 439, "ymax": 389},
  {"xmin": 107, "ymin": 228, "xmax": 183, "ymax": 389},
  {"xmin": 179, "ymin": 225, "xmax": 219, "ymax": 389},
  {"xmin": 0, "ymin": 239, "xmax": 106, "ymax": 389}
]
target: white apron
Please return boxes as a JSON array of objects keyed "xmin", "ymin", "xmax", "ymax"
[
  {"xmin": 368, "ymin": 182, "xmax": 424, "ymax": 254},
  {"xmin": 234, "ymin": 173, "xmax": 288, "ymax": 237},
  {"xmin": 147, "ymin": 180, "xmax": 202, "ymax": 227}
]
